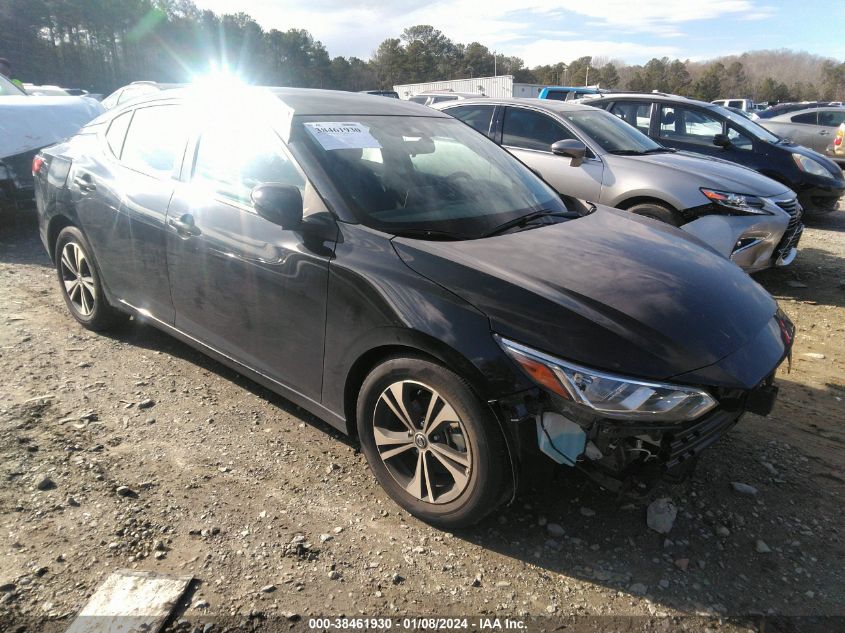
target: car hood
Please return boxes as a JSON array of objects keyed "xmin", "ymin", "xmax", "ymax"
[
  {"xmin": 612, "ymin": 151, "xmax": 791, "ymax": 197},
  {"xmin": 0, "ymin": 95, "xmax": 103, "ymax": 159},
  {"xmin": 393, "ymin": 206, "xmax": 778, "ymax": 384}
]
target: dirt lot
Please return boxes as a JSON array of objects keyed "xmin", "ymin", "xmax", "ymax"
[{"xmin": 1, "ymin": 211, "xmax": 843, "ymax": 632}]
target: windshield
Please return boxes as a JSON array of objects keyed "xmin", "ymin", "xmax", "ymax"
[
  {"xmin": 0, "ymin": 74, "xmax": 26, "ymax": 96},
  {"xmin": 292, "ymin": 115, "xmax": 569, "ymax": 239},
  {"xmin": 561, "ymin": 110, "xmax": 664, "ymax": 154},
  {"xmin": 713, "ymin": 105, "xmax": 781, "ymax": 143}
]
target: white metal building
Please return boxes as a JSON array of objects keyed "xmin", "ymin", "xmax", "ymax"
[{"xmin": 393, "ymin": 75, "xmax": 545, "ymax": 100}]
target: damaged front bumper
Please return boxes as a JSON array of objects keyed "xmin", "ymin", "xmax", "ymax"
[{"xmin": 532, "ymin": 375, "xmax": 778, "ymax": 493}]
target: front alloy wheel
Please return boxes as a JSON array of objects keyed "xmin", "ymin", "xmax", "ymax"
[
  {"xmin": 357, "ymin": 357, "xmax": 509, "ymax": 529},
  {"xmin": 373, "ymin": 381, "xmax": 472, "ymax": 504}
]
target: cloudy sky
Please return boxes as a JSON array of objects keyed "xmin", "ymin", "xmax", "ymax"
[{"xmin": 190, "ymin": 0, "xmax": 844, "ymax": 66}]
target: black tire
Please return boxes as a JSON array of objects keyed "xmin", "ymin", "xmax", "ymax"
[
  {"xmin": 54, "ymin": 226, "xmax": 126, "ymax": 331},
  {"xmin": 357, "ymin": 356, "xmax": 509, "ymax": 529},
  {"xmin": 627, "ymin": 202, "xmax": 683, "ymax": 227}
]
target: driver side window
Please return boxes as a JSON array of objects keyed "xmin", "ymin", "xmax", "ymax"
[
  {"xmin": 502, "ymin": 107, "xmax": 576, "ymax": 151},
  {"xmin": 659, "ymin": 106, "xmax": 723, "ymax": 145},
  {"xmin": 193, "ymin": 124, "xmax": 305, "ymax": 207},
  {"xmin": 727, "ymin": 125, "xmax": 754, "ymax": 151}
]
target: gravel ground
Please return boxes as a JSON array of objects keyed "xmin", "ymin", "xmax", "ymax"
[{"xmin": 1, "ymin": 212, "xmax": 843, "ymax": 633}]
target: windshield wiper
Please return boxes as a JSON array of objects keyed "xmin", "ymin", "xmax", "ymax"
[
  {"xmin": 607, "ymin": 149, "xmax": 645, "ymax": 155},
  {"xmin": 643, "ymin": 147, "xmax": 676, "ymax": 153},
  {"xmin": 389, "ymin": 228, "xmax": 469, "ymax": 241},
  {"xmin": 482, "ymin": 210, "xmax": 576, "ymax": 238}
]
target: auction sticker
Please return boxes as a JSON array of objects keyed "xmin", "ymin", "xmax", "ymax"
[{"xmin": 304, "ymin": 121, "xmax": 381, "ymax": 151}]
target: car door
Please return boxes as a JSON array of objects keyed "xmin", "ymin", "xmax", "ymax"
[
  {"xmin": 815, "ymin": 110, "xmax": 845, "ymax": 153},
  {"xmin": 498, "ymin": 106, "xmax": 603, "ymax": 202},
  {"xmin": 775, "ymin": 111, "xmax": 819, "ymax": 148},
  {"xmin": 165, "ymin": 119, "xmax": 336, "ymax": 401},
  {"xmin": 72, "ymin": 103, "xmax": 187, "ymax": 321},
  {"xmin": 656, "ymin": 104, "xmax": 726, "ymax": 158}
]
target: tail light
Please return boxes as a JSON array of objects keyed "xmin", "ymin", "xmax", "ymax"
[
  {"xmin": 835, "ymin": 136, "xmax": 842, "ymax": 147},
  {"xmin": 32, "ymin": 155, "xmax": 45, "ymax": 175}
]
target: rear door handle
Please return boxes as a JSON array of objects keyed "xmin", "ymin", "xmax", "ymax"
[
  {"xmin": 73, "ymin": 173, "xmax": 96, "ymax": 192},
  {"xmin": 168, "ymin": 215, "xmax": 201, "ymax": 237},
  {"xmin": 819, "ymin": 130, "xmax": 830, "ymax": 136}
]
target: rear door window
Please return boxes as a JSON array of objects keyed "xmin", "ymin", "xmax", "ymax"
[
  {"xmin": 502, "ymin": 107, "xmax": 576, "ymax": 151},
  {"xmin": 120, "ymin": 105, "xmax": 188, "ymax": 178},
  {"xmin": 607, "ymin": 101, "xmax": 652, "ymax": 133},
  {"xmin": 791, "ymin": 111, "xmax": 818, "ymax": 124},
  {"xmin": 446, "ymin": 105, "xmax": 496, "ymax": 136}
]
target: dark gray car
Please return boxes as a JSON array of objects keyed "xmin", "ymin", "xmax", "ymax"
[{"xmin": 437, "ymin": 98, "xmax": 801, "ymax": 273}]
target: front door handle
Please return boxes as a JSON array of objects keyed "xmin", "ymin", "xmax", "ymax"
[
  {"xmin": 73, "ymin": 173, "xmax": 96, "ymax": 192},
  {"xmin": 168, "ymin": 215, "xmax": 201, "ymax": 237}
]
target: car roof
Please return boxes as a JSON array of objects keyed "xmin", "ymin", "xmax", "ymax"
[
  {"xmin": 435, "ymin": 97, "xmax": 595, "ymax": 114},
  {"xmin": 773, "ymin": 106, "xmax": 845, "ymax": 119},
  {"xmin": 590, "ymin": 92, "xmax": 717, "ymax": 108},
  {"xmin": 412, "ymin": 91, "xmax": 485, "ymax": 97},
  {"xmin": 128, "ymin": 85, "xmax": 449, "ymax": 117}
]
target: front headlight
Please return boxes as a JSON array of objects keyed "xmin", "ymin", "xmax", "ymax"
[
  {"xmin": 792, "ymin": 153, "xmax": 834, "ymax": 178},
  {"xmin": 497, "ymin": 337, "xmax": 717, "ymax": 422},
  {"xmin": 700, "ymin": 188, "xmax": 772, "ymax": 215}
]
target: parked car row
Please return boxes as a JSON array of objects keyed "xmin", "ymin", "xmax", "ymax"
[
  {"xmin": 586, "ymin": 92, "xmax": 845, "ymax": 217},
  {"xmin": 34, "ymin": 86, "xmax": 795, "ymax": 527},
  {"xmin": 437, "ymin": 97, "xmax": 802, "ymax": 272}
]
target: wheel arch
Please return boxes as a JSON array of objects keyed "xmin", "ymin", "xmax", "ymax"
[
  {"xmin": 342, "ymin": 333, "xmax": 490, "ymax": 438},
  {"xmin": 46, "ymin": 214, "xmax": 76, "ymax": 263},
  {"xmin": 615, "ymin": 195, "xmax": 679, "ymax": 212},
  {"xmin": 342, "ymin": 333, "xmax": 519, "ymax": 505}
]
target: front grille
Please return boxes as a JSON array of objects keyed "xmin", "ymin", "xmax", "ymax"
[{"xmin": 774, "ymin": 197, "xmax": 803, "ymax": 260}]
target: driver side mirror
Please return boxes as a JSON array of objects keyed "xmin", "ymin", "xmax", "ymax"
[
  {"xmin": 713, "ymin": 133, "xmax": 732, "ymax": 149},
  {"xmin": 251, "ymin": 184, "xmax": 303, "ymax": 229},
  {"xmin": 551, "ymin": 139, "xmax": 587, "ymax": 167}
]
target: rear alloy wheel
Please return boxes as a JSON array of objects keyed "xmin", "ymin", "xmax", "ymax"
[
  {"xmin": 55, "ymin": 226, "xmax": 126, "ymax": 331},
  {"xmin": 627, "ymin": 202, "xmax": 683, "ymax": 227},
  {"xmin": 357, "ymin": 357, "xmax": 508, "ymax": 529}
]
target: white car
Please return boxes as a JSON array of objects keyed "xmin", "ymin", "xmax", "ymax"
[{"xmin": 1, "ymin": 74, "xmax": 103, "ymax": 213}]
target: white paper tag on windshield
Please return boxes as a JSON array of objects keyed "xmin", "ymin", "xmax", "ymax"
[{"xmin": 304, "ymin": 121, "xmax": 381, "ymax": 151}]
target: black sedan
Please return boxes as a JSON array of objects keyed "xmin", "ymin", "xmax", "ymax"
[
  {"xmin": 34, "ymin": 87, "xmax": 793, "ymax": 528},
  {"xmin": 589, "ymin": 93, "xmax": 845, "ymax": 217}
]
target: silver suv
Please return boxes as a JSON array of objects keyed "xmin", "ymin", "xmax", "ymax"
[{"xmin": 436, "ymin": 98, "xmax": 802, "ymax": 273}]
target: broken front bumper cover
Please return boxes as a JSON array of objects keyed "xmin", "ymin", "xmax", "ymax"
[{"xmin": 534, "ymin": 376, "xmax": 780, "ymax": 492}]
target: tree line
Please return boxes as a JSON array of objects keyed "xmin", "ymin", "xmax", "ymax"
[{"xmin": 1, "ymin": 0, "xmax": 843, "ymax": 102}]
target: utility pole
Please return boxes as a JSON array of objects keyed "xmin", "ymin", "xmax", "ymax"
[
  {"xmin": 493, "ymin": 51, "xmax": 497, "ymax": 77},
  {"xmin": 585, "ymin": 66, "xmax": 589, "ymax": 86}
]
